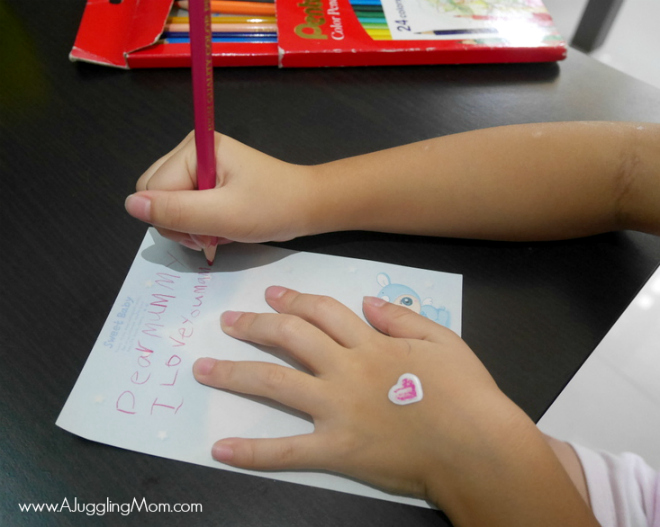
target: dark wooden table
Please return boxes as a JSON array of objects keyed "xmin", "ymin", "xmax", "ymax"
[{"xmin": 2, "ymin": 1, "xmax": 660, "ymax": 525}]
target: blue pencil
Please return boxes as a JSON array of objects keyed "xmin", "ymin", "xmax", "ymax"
[
  {"xmin": 349, "ymin": 0, "xmax": 382, "ymax": 5},
  {"xmin": 357, "ymin": 15, "xmax": 387, "ymax": 24},
  {"xmin": 164, "ymin": 36, "xmax": 277, "ymax": 43},
  {"xmin": 164, "ymin": 31, "xmax": 276, "ymax": 39},
  {"xmin": 415, "ymin": 28, "xmax": 499, "ymax": 36}
]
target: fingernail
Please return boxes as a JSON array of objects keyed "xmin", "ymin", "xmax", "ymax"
[
  {"xmin": 194, "ymin": 357, "xmax": 216, "ymax": 376},
  {"xmin": 212, "ymin": 443, "xmax": 234, "ymax": 462},
  {"xmin": 265, "ymin": 286, "xmax": 287, "ymax": 301},
  {"xmin": 221, "ymin": 310, "xmax": 244, "ymax": 327},
  {"xmin": 180, "ymin": 238, "xmax": 203, "ymax": 251},
  {"xmin": 125, "ymin": 194, "xmax": 151, "ymax": 222},
  {"xmin": 363, "ymin": 296, "xmax": 387, "ymax": 307}
]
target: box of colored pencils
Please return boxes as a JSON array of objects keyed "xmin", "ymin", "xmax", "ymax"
[
  {"xmin": 70, "ymin": 0, "xmax": 566, "ymax": 68},
  {"xmin": 70, "ymin": 0, "xmax": 279, "ymax": 68}
]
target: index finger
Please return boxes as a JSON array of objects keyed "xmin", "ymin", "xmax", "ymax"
[
  {"xmin": 137, "ymin": 132, "xmax": 197, "ymax": 192},
  {"xmin": 266, "ymin": 287, "xmax": 377, "ymax": 349}
]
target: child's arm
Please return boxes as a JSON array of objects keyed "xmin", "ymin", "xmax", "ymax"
[
  {"xmin": 313, "ymin": 121, "xmax": 660, "ymax": 240},
  {"xmin": 192, "ymin": 287, "xmax": 600, "ymax": 527},
  {"xmin": 126, "ymin": 122, "xmax": 660, "ymax": 246}
]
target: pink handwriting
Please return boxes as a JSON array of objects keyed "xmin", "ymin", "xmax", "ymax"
[
  {"xmin": 147, "ymin": 294, "xmax": 176, "ymax": 322},
  {"xmin": 115, "ymin": 267, "xmax": 212, "ymax": 417},
  {"xmin": 154, "ymin": 272, "xmax": 181, "ymax": 290},
  {"xmin": 151, "ymin": 397, "xmax": 184, "ymax": 415}
]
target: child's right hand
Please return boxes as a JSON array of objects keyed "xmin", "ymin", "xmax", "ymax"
[{"xmin": 125, "ymin": 132, "xmax": 318, "ymax": 250}]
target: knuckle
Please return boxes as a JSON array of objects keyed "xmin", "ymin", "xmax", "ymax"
[
  {"xmin": 156, "ymin": 193, "xmax": 185, "ymax": 229},
  {"xmin": 276, "ymin": 441, "xmax": 297, "ymax": 466},
  {"xmin": 275, "ymin": 316, "xmax": 303, "ymax": 345},
  {"xmin": 289, "ymin": 293, "xmax": 337, "ymax": 318},
  {"xmin": 232, "ymin": 311, "xmax": 256, "ymax": 332},
  {"xmin": 308, "ymin": 295, "xmax": 341, "ymax": 319},
  {"xmin": 236, "ymin": 442, "xmax": 257, "ymax": 467},
  {"xmin": 262, "ymin": 365, "xmax": 288, "ymax": 391},
  {"xmin": 216, "ymin": 360, "xmax": 237, "ymax": 386},
  {"xmin": 312, "ymin": 295, "xmax": 337, "ymax": 313}
]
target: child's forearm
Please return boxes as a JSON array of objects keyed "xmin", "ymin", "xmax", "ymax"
[{"xmin": 309, "ymin": 121, "xmax": 660, "ymax": 240}]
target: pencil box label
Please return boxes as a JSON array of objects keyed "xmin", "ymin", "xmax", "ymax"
[{"xmin": 380, "ymin": 0, "xmax": 555, "ymax": 41}]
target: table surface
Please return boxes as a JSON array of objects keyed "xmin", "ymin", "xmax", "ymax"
[{"xmin": 3, "ymin": 1, "xmax": 660, "ymax": 525}]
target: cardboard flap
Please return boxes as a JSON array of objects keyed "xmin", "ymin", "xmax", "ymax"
[{"xmin": 70, "ymin": 0, "xmax": 173, "ymax": 68}]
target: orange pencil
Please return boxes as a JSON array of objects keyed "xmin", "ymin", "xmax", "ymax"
[
  {"xmin": 165, "ymin": 22, "xmax": 277, "ymax": 33},
  {"xmin": 168, "ymin": 15, "xmax": 277, "ymax": 24},
  {"xmin": 177, "ymin": 1, "xmax": 276, "ymax": 16}
]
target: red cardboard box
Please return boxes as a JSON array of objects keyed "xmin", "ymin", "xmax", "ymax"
[{"xmin": 70, "ymin": 0, "xmax": 566, "ymax": 68}]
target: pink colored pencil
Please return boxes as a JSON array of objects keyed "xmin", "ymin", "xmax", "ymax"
[{"xmin": 189, "ymin": 0, "xmax": 218, "ymax": 265}]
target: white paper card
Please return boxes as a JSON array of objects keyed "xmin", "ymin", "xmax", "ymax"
[{"xmin": 57, "ymin": 229, "xmax": 463, "ymax": 507}]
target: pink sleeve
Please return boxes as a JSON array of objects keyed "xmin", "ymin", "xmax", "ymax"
[{"xmin": 570, "ymin": 443, "xmax": 660, "ymax": 527}]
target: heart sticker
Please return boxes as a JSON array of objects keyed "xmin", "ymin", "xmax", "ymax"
[{"xmin": 388, "ymin": 373, "xmax": 423, "ymax": 405}]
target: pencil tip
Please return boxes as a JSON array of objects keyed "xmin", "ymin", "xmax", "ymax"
[{"xmin": 203, "ymin": 243, "xmax": 217, "ymax": 267}]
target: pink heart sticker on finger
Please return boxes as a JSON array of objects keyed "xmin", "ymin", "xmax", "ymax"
[{"xmin": 388, "ymin": 373, "xmax": 423, "ymax": 405}]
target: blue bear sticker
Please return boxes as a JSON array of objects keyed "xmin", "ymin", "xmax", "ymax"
[{"xmin": 376, "ymin": 273, "xmax": 451, "ymax": 328}]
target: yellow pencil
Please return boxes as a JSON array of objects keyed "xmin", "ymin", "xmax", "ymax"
[{"xmin": 365, "ymin": 28, "xmax": 392, "ymax": 39}]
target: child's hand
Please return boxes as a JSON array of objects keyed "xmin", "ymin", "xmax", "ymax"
[
  {"xmin": 125, "ymin": 132, "xmax": 316, "ymax": 251},
  {"xmin": 193, "ymin": 287, "xmax": 596, "ymax": 525}
]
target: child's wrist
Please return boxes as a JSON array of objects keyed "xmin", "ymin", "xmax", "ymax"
[
  {"xmin": 298, "ymin": 164, "xmax": 345, "ymax": 236},
  {"xmin": 286, "ymin": 164, "xmax": 328, "ymax": 238},
  {"xmin": 304, "ymin": 162, "xmax": 366, "ymax": 236},
  {"xmin": 425, "ymin": 406, "xmax": 592, "ymax": 526}
]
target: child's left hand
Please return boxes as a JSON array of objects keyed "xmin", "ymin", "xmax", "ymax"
[{"xmin": 193, "ymin": 287, "xmax": 596, "ymax": 526}]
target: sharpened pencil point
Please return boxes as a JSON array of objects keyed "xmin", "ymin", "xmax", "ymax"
[{"xmin": 203, "ymin": 244, "xmax": 217, "ymax": 266}]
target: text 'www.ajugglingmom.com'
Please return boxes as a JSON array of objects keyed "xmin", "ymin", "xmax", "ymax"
[{"xmin": 18, "ymin": 497, "xmax": 203, "ymax": 516}]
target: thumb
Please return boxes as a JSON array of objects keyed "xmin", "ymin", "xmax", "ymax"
[
  {"xmin": 125, "ymin": 189, "xmax": 224, "ymax": 236},
  {"xmin": 362, "ymin": 296, "xmax": 458, "ymax": 344}
]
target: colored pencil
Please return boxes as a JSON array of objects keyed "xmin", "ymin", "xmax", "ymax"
[
  {"xmin": 164, "ymin": 36, "xmax": 278, "ymax": 43},
  {"xmin": 365, "ymin": 28, "xmax": 390, "ymax": 35},
  {"xmin": 360, "ymin": 22, "xmax": 388, "ymax": 29},
  {"xmin": 177, "ymin": 1, "xmax": 276, "ymax": 16},
  {"xmin": 349, "ymin": 0, "xmax": 382, "ymax": 5},
  {"xmin": 165, "ymin": 22, "xmax": 277, "ymax": 33},
  {"xmin": 365, "ymin": 28, "xmax": 391, "ymax": 39},
  {"xmin": 415, "ymin": 28, "xmax": 499, "ymax": 36},
  {"xmin": 168, "ymin": 15, "xmax": 277, "ymax": 24},
  {"xmin": 350, "ymin": 5, "xmax": 384, "ymax": 12},
  {"xmin": 165, "ymin": 32, "xmax": 276, "ymax": 39},
  {"xmin": 355, "ymin": 12, "xmax": 386, "ymax": 20},
  {"xmin": 189, "ymin": 0, "xmax": 218, "ymax": 265},
  {"xmin": 358, "ymin": 18, "xmax": 390, "ymax": 27}
]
